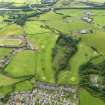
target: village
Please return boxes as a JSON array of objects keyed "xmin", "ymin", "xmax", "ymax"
[{"xmin": 6, "ymin": 82, "xmax": 79, "ymax": 105}]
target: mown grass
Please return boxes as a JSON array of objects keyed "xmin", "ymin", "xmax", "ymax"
[
  {"xmin": 90, "ymin": 55, "xmax": 105, "ymax": 65},
  {"xmin": 58, "ymin": 43, "xmax": 97, "ymax": 84},
  {"xmin": 4, "ymin": 50, "xmax": 36, "ymax": 77},
  {"xmin": 0, "ymin": 74, "xmax": 20, "ymax": 87},
  {"xmin": 0, "ymin": 24, "xmax": 24, "ymax": 36},
  {"xmin": 27, "ymin": 32, "xmax": 57, "ymax": 83},
  {"xmin": 80, "ymin": 89, "xmax": 105, "ymax": 105},
  {"xmin": 24, "ymin": 19, "xmax": 58, "ymax": 83},
  {"xmin": 81, "ymin": 30, "xmax": 105, "ymax": 55},
  {"xmin": 0, "ymin": 0, "xmax": 41, "ymax": 4},
  {"xmin": 88, "ymin": 0, "xmax": 105, "ymax": 3},
  {"xmin": 0, "ymin": 85, "xmax": 13, "ymax": 96},
  {"xmin": 24, "ymin": 21, "xmax": 50, "ymax": 35},
  {"xmin": 0, "ymin": 48, "xmax": 11, "ymax": 59},
  {"xmin": 15, "ymin": 80, "xmax": 33, "ymax": 92}
]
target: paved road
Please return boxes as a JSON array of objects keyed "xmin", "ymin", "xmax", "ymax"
[{"xmin": 0, "ymin": 8, "xmax": 23, "ymax": 10}]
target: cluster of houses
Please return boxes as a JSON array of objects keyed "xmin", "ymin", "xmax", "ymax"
[
  {"xmin": 90, "ymin": 74, "xmax": 105, "ymax": 89},
  {"xmin": 76, "ymin": 11, "xmax": 94, "ymax": 35},
  {"xmin": 6, "ymin": 82, "xmax": 79, "ymax": 105},
  {"xmin": 81, "ymin": 11, "xmax": 93, "ymax": 23}
]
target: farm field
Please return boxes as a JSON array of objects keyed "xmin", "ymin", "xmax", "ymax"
[
  {"xmin": 0, "ymin": 38, "xmax": 22, "ymax": 47},
  {"xmin": 4, "ymin": 50, "xmax": 36, "ymax": 77}
]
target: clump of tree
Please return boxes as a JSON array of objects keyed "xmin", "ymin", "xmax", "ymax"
[
  {"xmin": 0, "ymin": 94, "xmax": 11, "ymax": 104},
  {"xmin": 52, "ymin": 34, "xmax": 78, "ymax": 82},
  {"xmin": 4, "ymin": 14, "xmax": 27, "ymax": 26},
  {"xmin": 79, "ymin": 56, "xmax": 105, "ymax": 101},
  {"xmin": 4, "ymin": 10, "xmax": 45, "ymax": 26}
]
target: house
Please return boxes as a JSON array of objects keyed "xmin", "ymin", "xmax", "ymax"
[
  {"xmin": 79, "ymin": 29, "xmax": 89, "ymax": 34},
  {"xmin": 81, "ymin": 16, "xmax": 93, "ymax": 23}
]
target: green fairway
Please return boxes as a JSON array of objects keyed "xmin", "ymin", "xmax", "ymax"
[
  {"xmin": 28, "ymin": 32, "xmax": 57, "ymax": 83},
  {"xmin": 58, "ymin": 43, "xmax": 98, "ymax": 84}
]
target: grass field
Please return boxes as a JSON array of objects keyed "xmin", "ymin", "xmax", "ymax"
[
  {"xmin": 80, "ymin": 89, "xmax": 105, "ymax": 105},
  {"xmin": 81, "ymin": 31, "xmax": 105, "ymax": 55},
  {"xmin": 0, "ymin": 0, "xmax": 41, "ymax": 4},
  {"xmin": 24, "ymin": 19, "xmax": 58, "ymax": 83},
  {"xmin": 0, "ymin": 74, "xmax": 20, "ymax": 86},
  {"xmin": 39, "ymin": 10, "xmax": 96, "ymax": 35},
  {"xmin": 88, "ymin": 0, "xmax": 105, "ymax": 3},
  {"xmin": 0, "ymin": 85, "xmax": 13, "ymax": 96},
  {"xmin": 15, "ymin": 80, "xmax": 33, "ymax": 92},
  {"xmin": 27, "ymin": 32, "xmax": 57, "ymax": 83},
  {"xmin": 4, "ymin": 50, "xmax": 36, "ymax": 77},
  {"xmin": 24, "ymin": 21, "xmax": 50, "ymax": 35},
  {"xmin": 0, "ymin": 48, "xmax": 10, "ymax": 59},
  {"xmin": 0, "ymin": 24, "xmax": 23, "ymax": 36},
  {"xmin": 58, "ymin": 43, "xmax": 97, "ymax": 84},
  {"xmin": 0, "ymin": 38, "xmax": 22, "ymax": 46},
  {"xmin": 91, "ymin": 55, "xmax": 105, "ymax": 65}
]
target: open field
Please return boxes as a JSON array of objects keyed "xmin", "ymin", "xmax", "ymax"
[
  {"xmin": 39, "ymin": 11, "xmax": 94, "ymax": 34},
  {"xmin": 27, "ymin": 32, "xmax": 57, "ymax": 83},
  {"xmin": 58, "ymin": 43, "xmax": 97, "ymax": 84},
  {"xmin": 4, "ymin": 50, "xmax": 36, "ymax": 77},
  {"xmin": 0, "ymin": 38, "xmax": 23, "ymax": 47},
  {"xmin": 0, "ymin": 0, "xmax": 41, "ymax": 4},
  {"xmin": 24, "ymin": 21, "xmax": 50, "ymax": 35},
  {"xmin": 0, "ymin": 0, "xmax": 41, "ymax": 3},
  {"xmin": 88, "ymin": 0, "xmax": 105, "ymax": 3},
  {"xmin": 80, "ymin": 89, "xmax": 105, "ymax": 105},
  {"xmin": 0, "ymin": 74, "xmax": 20, "ymax": 87},
  {"xmin": 81, "ymin": 31, "xmax": 105, "ymax": 54},
  {"xmin": 0, "ymin": 24, "xmax": 24, "ymax": 36},
  {"xmin": 0, "ymin": 85, "xmax": 13, "ymax": 96},
  {"xmin": 15, "ymin": 80, "xmax": 33, "ymax": 92},
  {"xmin": 0, "ymin": 48, "xmax": 10, "ymax": 59}
]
